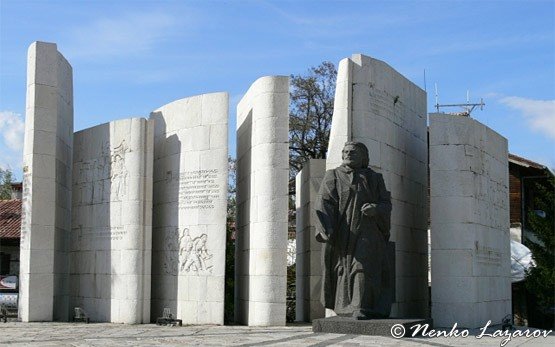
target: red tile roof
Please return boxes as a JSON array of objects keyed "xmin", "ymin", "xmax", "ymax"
[{"xmin": 0, "ymin": 200, "xmax": 21, "ymax": 239}]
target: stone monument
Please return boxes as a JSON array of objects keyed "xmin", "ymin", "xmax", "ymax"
[
  {"xmin": 312, "ymin": 142, "xmax": 431, "ymax": 335},
  {"xmin": 326, "ymin": 54, "xmax": 429, "ymax": 317},
  {"xmin": 20, "ymin": 41, "xmax": 73, "ymax": 322},
  {"xmin": 315, "ymin": 142, "xmax": 393, "ymax": 319},
  {"xmin": 295, "ymin": 159, "xmax": 326, "ymax": 322},
  {"xmin": 235, "ymin": 76, "xmax": 289, "ymax": 326},
  {"xmin": 429, "ymin": 113, "xmax": 511, "ymax": 328},
  {"xmin": 149, "ymin": 93, "xmax": 229, "ymax": 325},
  {"xmin": 70, "ymin": 118, "xmax": 154, "ymax": 323},
  {"xmin": 19, "ymin": 41, "xmax": 229, "ymax": 324}
]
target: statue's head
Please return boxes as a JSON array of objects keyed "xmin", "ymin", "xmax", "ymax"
[{"xmin": 342, "ymin": 141, "xmax": 369, "ymax": 169}]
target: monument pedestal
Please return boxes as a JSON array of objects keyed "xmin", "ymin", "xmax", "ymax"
[{"xmin": 312, "ymin": 316, "xmax": 433, "ymax": 337}]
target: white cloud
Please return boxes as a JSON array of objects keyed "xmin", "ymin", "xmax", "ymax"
[
  {"xmin": 0, "ymin": 152, "xmax": 23, "ymax": 178},
  {"xmin": 0, "ymin": 111, "xmax": 25, "ymax": 151},
  {"xmin": 499, "ymin": 96, "xmax": 555, "ymax": 140},
  {"xmin": 65, "ymin": 11, "xmax": 182, "ymax": 60},
  {"xmin": 0, "ymin": 111, "xmax": 24, "ymax": 178}
]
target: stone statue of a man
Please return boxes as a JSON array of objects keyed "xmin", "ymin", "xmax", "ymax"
[{"xmin": 315, "ymin": 141, "xmax": 393, "ymax": 319}]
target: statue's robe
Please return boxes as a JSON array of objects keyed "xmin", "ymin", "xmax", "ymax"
[{"xmin": 315, "ymin": 164, "xmax": 392, "ymax": 318}]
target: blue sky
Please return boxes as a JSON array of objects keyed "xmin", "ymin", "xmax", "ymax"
[{"xmin": 1, "ymin": 0, "xmax": 554, "ymax": 180}]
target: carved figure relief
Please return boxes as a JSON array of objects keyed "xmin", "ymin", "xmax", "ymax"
[
  {"xmin": 162, "ymin": 228, "xmax": 213, "ymax": 275},
  {"xmin": 179, "ymin": 229, "xmax": 213, "ymax": 273},
  {"xmin": 110, "ymin": 140, "xmax": 130, "ymax": 200},
  {"xmin": 75, "ymin": 139, "xmax": 131, "ymax": 204}
]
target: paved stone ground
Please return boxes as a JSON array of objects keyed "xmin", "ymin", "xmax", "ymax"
[{"xmin": 0, "ymin": 322, "xmax": 552, "ymax": 346}]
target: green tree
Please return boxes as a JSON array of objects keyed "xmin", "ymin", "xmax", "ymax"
[
  {"xmin": 524, "ymin": 175, "xmax": 555, "ymax": 327},
  {"xmin": 0, "ymin": 168, "xmax": 14, "ymax": 200},
  {"xmin": 224, "ymin": 156, "xmax": 236, "ymax": 323},
  {"xmin": 286, "ymin": 62, "xmax": 337, "ymax": 322},
  {"xmin": 225, "ymin": 62, "xmax": 337, "ymax": 323},
  {"xmin": 289, "ymin": 61, "xmax": 337, "ymax": 193}
]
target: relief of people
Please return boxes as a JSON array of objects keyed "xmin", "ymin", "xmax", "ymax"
[
  {"xmin": 76, "ymin": 140, "xmax": 130, "ymax": 204},
  {"xmin": 179, "ymin": 228, "xmax": 213, "ymax": 274},
  {"xmin": 110, "ymin": 140, "xmax": 129, "ymax": 200}
]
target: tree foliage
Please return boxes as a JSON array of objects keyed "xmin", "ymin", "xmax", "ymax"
[
  {"xmin": 524, "ymin": 175, "xmax": 555, "ymax": 315},
  {"xmin": 227, "ymin": 156, "xmax": 237, "ymax": 222},
  {"xmin": 0, "ymin": 168, "xmax": 14, "ymax": 200},
  {"xmin": 224, "ymin": 62, "xmax": 337, "ymax": 322},
  {"xmin": 289, "ymin": 61, "xmax": 337, "ymax": 193},
  {"xmin": 285, "ymin": 61, "xmax": 336, "ymax": 322},
  {"xmin": 224, "ymin": 156, "xmax": 237, "ymax": 323}
]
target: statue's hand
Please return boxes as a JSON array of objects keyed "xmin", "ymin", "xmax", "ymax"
[
  {"xmin": 315, "ymin": 232, "xmax": 329, "ymax": 243},
  {"xmin": 361, "ymin": 203, "xmax": 377, "ymax": 217}
]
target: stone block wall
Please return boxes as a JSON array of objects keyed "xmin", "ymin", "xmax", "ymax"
[
  {"xmin": 20, "ymin": 41, "xmax": 73, "ymax": 322},
  {"xmin": 429, "ymin": 113, "xmax": 511, "ymax": 328},
  {"xmin": 235, "ymin": 76, "xmax": 289, "ymax": 326},
  {"xmin": 70, "ymin": 118, "xmax": 153, "ymax": 323},
  {"xmin": 150, "ymin": 93, "xmax": 228, "ymax": 324},
  {"xmin": 295, "ymin": 159, "xmax": 326, "ymax": 322},
  {"xmin": 327, "ymin": 54, "xmax": 429, "ymax": 317}
]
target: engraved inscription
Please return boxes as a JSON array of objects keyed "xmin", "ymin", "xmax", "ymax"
[
  {"xmin": 78, "ymin": 226, "xmax": 126, "ymax": 241},
  {"xmin": 475, "ymin": 241, "xmax": 501, "ymax": 266},
  {"xmin": 20, "ymin": 171, "xmax": 31, "ymax": 247},
  {"xmin": 95, "ymin": 226, "xmax": 126, "ymax": 240},
  {"xmin": 369, "ymin": 88, "xmax": 408, "ymax": 128},
  {"xmin": 179, "ymin": 169, "xmax": 221, "ymax": 209}
]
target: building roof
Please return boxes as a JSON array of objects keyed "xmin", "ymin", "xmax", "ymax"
[
  {"xmin": 0, "ymin": 200, "xmax": 21, "ymax": 239},
  {"xmin": 509, "ymin": 153, "xmax": 548, "ymax": 171}
]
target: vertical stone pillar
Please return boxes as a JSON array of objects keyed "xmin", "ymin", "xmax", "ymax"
[
  {"xmin": 20, "ymin": 41, "xmax": 73, "ymax": 322},
  {"xmin": 295, "ymin": 159, "xmax": 326, "ymax": 322},
  {"xmin": 235, "ymin": 76, "xmax": 289, "ymax": 326},
  {"xmin": 430, "ymin": 113, "xmax": 511, "ymax": 328},
  {"xmin": 326, "ymin": 54, "xmax": 429, "ymax": 317},
  {"xmin": 70, "ymin": 118, "xmax": 153, "ymax": 323},
  {"xmin": 150, "ymin": 93, "xmax": 228, "ymax": 324}
]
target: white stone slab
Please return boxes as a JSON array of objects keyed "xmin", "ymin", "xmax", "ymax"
[
  {"xmin": 295, "ymin": 159, "xmax": 326, "ymax": 322},
  {"xmin": 149, "ymin": 92, "xmax": 228, "ymax": 325},
  {"xmin": 430, "ymin": 113, "xmax": 511, "ymax": 328},
  {"xmin": 20, "ymin": 41, "xmax": 73, "ymax": 322},
  {"xmin": 70, "ymin": 118, "xmax": 153, "ymax": 323},
  {"xmin": 325, "ymin": 54, "xmax": 429, "ymax": 318},
  {"xmin": 235, "ymin": 76, "xmax": 289, "ymax": 326}
]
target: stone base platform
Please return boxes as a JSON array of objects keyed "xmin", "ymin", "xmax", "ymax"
[
  {"xmin": 0, "ymin": 322, "xmax": 552, "ymax": 346},
  {"xmin": 312, "ymin": 316, "xmax": 433, "ymax": 337}
]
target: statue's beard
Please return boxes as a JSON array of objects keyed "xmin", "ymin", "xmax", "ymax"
[{"xmin": 342, "ymin": 159, "xmax": 362, "ymax": 169}]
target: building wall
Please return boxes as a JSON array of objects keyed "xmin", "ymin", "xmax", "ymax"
[
  {"xmin": 509, "ymin": 164, "xmax": 522, "ymax": 224},
  {"xmin": 0, "ymin": 240, "xmax": 20, "ymax": 275}
]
